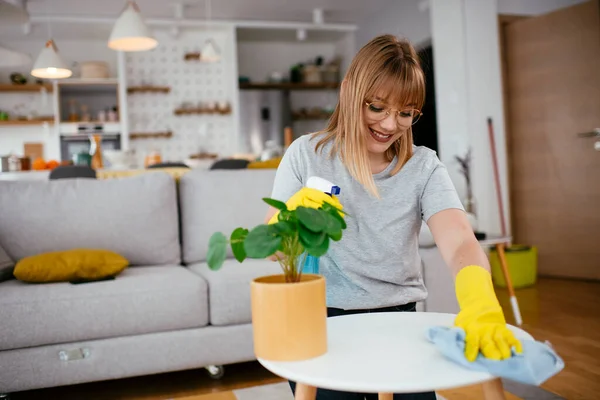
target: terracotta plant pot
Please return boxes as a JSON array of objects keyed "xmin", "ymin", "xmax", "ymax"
[{"xmin": 250, "ymin": 274, "xmax": 327, "ymax": 361}]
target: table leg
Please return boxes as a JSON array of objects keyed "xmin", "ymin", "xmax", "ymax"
[
  {"xmin": 495, "ymin": 243, "xmax": 523, "ymax": 326},
  {"xmin": 482, "ymin": 378, "xmax": 506, "ymax": 400},
  {"xmin": 378, "ymin": 393, "xmax": 393, "ymax": 400},
  {"xmin": 295, "ymin": 383, "xmax": 317, "ymax": 400}
]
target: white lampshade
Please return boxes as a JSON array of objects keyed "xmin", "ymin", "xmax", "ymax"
[
  {"xmin": 31, "ymin": 39, "xmax": 72, "ymax": 79},
  {"xmin": 108, "ymin": 1, "xmax": 157, "ymax": 52},
  {"xmin": 201, "ymin": 39, "xmax": 221, "ymax": 62},
  {"xmin": 0, "ymin": 45, "xmax": 31, "ymax": 67}
]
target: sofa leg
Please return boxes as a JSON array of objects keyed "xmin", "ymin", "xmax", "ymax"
[
  {"xmin": 205, "ymin": 364, "xmax": 225, "ymax": 379},
  {"xmin": 0, "ymin": 394, "xmax": 10, "ymax": 399}
]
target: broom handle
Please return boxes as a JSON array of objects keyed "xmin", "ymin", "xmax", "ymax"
[
  {"xmin": 487, "ymin": 117, "xmax": 523, "ymax": 326},
  {"xmin": 487, "ymin": 118, "xmax": 507, "ymax": 237}
]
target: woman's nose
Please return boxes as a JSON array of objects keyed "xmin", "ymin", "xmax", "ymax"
[{"xmin": 379, "ymin": 113, "xmax": 398, "ymax": 131}]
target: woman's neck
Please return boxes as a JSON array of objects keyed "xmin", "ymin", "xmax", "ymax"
[{"xmin": 369, "ymin": 152, "xmax": 389, "ymax": 174}]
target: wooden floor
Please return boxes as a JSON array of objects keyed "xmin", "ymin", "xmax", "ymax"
[{"xmin": 11, "ymin": 277, "xmax": 600, "ymax": 400}]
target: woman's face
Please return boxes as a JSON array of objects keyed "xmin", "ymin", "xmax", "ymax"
[{"xmin": 363, "ymin": 93, "xmax": 415, "ymax": 155}]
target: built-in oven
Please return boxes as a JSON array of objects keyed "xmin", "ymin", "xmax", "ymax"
[{"xmin": 59, "ymin": 123, "xmax": 121, "ymax": 163}]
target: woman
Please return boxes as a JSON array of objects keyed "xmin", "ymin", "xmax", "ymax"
[{"xmin": 266, "ymin": 34, "xmax": 521, "ymax": 400}]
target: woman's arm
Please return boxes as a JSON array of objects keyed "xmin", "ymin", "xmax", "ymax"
[
  {"xmin": 426, "ymin": 208, "xmax": 522, "ymax": 361},
  {"xmin": 264, "ymin": 207, "xmax": 277, "ymax": 224},
  {"xmin": 426, "ymin": 208, "xmax": 489, "ymax": 277}
]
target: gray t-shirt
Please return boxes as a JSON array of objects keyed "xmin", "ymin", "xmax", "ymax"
[{"xmin": 270, "ymin": 134, "xmax": 464, "ymax": 310}]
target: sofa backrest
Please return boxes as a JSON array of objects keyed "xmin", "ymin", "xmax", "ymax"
[
  {"xmin": 0, "ymin": 173, "xmax": 181, "ymax": 266},
  {"xmin": 179, "ymin": 169, "xmax": 277, "ymax": 264}
]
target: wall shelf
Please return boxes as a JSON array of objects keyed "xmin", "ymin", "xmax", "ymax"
[
  {"xmin": 130, "ymin": 131, "xmax": 173, "ymax": 140},
  {"xmin": 0, "ymin": 119, "xmax": 54, "ymax": 126},
  {"xmin": 127, "ymin": 86, "xmax": 171, "ymax": 94},
  {"xmin": 0, "ymin": 84, "xmax": 53, "ymax": 92},
  {"xmin": 174, "ymin": 108, "xmax": 232, "ymax": 116},
  {"xmin": 239, "ymin": 82, "xmax": 339, "ymax": 90}
]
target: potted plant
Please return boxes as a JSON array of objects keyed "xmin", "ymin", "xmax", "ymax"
[{"xmin": 207, "ymin": 197, "xmax": 346, "ymax": 361}]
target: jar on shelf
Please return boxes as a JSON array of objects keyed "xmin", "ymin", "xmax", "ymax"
[{"xmin": 302, "ymin": 65, "xmax": 322, "ymax": 83}]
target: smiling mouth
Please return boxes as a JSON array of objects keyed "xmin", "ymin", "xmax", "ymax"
[{"xmin": 369, "ymin": 128, "xmax": 394, "ymax": 143}]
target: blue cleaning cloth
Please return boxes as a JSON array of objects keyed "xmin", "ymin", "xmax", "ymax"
[{"xmin": 426, "ymin": 326, "xmax": 564, "ymax": 386}]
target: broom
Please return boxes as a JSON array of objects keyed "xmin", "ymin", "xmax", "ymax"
[{"xmin": 488, "ymin": 117, "xmax": 523, "ymax": 326}]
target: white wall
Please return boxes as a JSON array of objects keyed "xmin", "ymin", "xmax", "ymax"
[
  {"xmin": 237, "ymin": 41, "xmax": 338, "ymax": 82},
  {"xmin": 430, "ymin": 0, "xmax": 509, "ymax": 236},
  {"xmin": 355, "ymin": 0, "xmax": 431, "ymax": 49}
]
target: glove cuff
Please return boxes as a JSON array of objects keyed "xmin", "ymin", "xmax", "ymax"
[{"xmin": 455, "ymin": 265, "xmax": 498, "ymax": 310}]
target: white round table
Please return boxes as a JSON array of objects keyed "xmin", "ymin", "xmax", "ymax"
[{"xmin": 258, "ymin": 312, "xmax": 532, "ymax": 400}]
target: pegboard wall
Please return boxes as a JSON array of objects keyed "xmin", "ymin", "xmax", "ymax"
[{"xmin": 125, "ymin": 29, "xmax": 238, "ymax": 164}]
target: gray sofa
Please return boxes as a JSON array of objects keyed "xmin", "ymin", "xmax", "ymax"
[{"xmin": 0, "ymin": 168, "xmax": 457, "ymax": 395}]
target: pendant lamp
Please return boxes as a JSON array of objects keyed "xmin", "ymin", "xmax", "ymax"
[
  {"xmin": 201, "ymin": 39, "xmax": 220, "ymax": 62},
  {"xmin": 31, "ymin": 39, "xmax": 72, "ymax": 79},
  {"xmin": 200, "ymin": 0, "xmax": 220, "ymax": 62},
  {"xmin": 108, "ymin": 1, "xmax": 157, "ymax": 52}
]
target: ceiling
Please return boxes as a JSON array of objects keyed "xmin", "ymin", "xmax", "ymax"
[{"xmin": 0, "ymin": 0, "xmax": 398, "ymax": 40}]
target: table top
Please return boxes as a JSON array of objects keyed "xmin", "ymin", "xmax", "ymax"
[{"xmin": 258, "ymin": 312, "xmax": 532, "ymax": 394}]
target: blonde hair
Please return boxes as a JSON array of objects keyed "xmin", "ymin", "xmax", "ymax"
[{"xmin": 313, "ymin": 34, "xmax": 426, "ymax": 197}]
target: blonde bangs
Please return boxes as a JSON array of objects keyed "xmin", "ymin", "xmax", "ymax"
[
  {"xmin": 314, "ymin": 34, "xmax": 425, "ymax": 198},
  {"xmin": 366, "ymin": 64, "xmax": 426, "ymax": 112}
]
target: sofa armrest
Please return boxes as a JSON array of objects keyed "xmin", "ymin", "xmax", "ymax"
[{"xmin": 419, "ymin": 246, "xmax": 459, "ymax": 313}]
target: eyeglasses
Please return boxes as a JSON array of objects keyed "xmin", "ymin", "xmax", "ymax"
[{"xmin": 364, "ymin": 101, "xmax": 423, "ymax": 125}]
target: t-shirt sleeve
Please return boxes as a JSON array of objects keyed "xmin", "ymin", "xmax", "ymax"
[
  {"xmin": 420, "ymin": 161, "xmax": 464, "ymax": 222},
  {"xmin": 270, "ymin": 138, "xmax": 305, "ymax": 202}
]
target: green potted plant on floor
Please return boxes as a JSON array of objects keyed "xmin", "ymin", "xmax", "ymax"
[{"xmin": 207, "ymin": 197, "xmax": 346, "ymax": 361}]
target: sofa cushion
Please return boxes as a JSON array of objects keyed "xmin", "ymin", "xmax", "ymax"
[
  {"xmin": 0, "ymin": 243, "xmax": 14, "ymax": 282},
  {"xmin": 179, "ymin": 169, "xmax": 277, "ymax": 264},
  {"xmin": 0, "ymin": 173, "xmax": 180, "ymax": 266},
  {"xmin": 188, "ymin": 259, "xmax": 281, "ymax": 326},
  {"xmin": 0, "ymin": 265, "xmax": 209, "ymax": 351}
]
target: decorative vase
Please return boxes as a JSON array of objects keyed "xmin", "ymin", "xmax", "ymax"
[
  {"xmin": 250, "ymin": 274, "xmax": 327, "ymax": 361},
  {"xmin": 89, "ymin": 134, "xmax": 104, "ymax": 170}
]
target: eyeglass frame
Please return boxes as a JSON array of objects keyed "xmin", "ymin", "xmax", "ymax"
[{"xmin": 364, "ymin": 101, "xmax": 423, "ymax": 125}]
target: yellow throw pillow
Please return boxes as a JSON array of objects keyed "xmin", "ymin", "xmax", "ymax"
[
  {"xmin": 14, "ymin": 249, "xmax": 129, "ymax": 283},
  {"xmin": 247, "ymin": 157, "xmax": 282, "ymax": 169}
]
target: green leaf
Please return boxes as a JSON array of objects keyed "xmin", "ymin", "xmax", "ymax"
[
  {"xmin": 328, "ymin": 229, "xmax": 342, "ymax": 241},
  {"xmin": 207, "ymin": 232, "xmax": 228, "ymax": 270},
  {"xmin": 322, "ymin": 211, "xmax": 342, "ymax": 235},
  {"xmin": 299, "ymin": 223, "xmax": 326, "ymax": 249},
  {"xmin": 262, "ymin": 198, "xmax": 288, "ymax": 211},
  {"xmin": 296, "ymin": 206, "xmax": 328, "ymax": 232},
  {"xmin": 326, "ymin": 207, "xmax": 347, "ymax": 230},
  {"xmin": 306, "ymin": 235, "xmax": 330, "ymax": 257},
  {"xmin": 244, "ymin": 224, "xmax": 282, "ymax": 258},
  {"xmin": 270, "ymin": 221, "xmax": 295, "ymax": 236},
  {"xmin": 277, "ymin": 209, "xmax": 296, "ymax": 223},
  {"xmin": 230, "ymin": 228, "xmax": 249, "ymax": 263},
  {"xmin": 321, "ymin": 201, "xmax": 350, "ymax": 217}
]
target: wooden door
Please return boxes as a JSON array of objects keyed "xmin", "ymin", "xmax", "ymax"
[{"xmin": 504, "ymin": 0, "xmax": 600, "ymax": 280}]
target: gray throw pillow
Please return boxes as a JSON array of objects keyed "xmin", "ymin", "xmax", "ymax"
[{"xmin": 0, "ymin": 244, "xmax": 15, "ymax": 282}]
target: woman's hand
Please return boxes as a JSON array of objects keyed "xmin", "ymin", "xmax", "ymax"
[{"xmin": 427, "ymin": 209, "xmax": 522, "ymax": 361}]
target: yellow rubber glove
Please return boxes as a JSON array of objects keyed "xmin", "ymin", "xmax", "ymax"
[
  {"xmin": 454, "ymin": 265, "xmax": 523, "ymax": 362},
  {"xmin": 268, "ymin": 187, "xmax": 343, "ymax": 224}
]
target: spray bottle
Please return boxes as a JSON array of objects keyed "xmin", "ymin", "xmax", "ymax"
[{"xmin": 302, "ymin": 176, "xmax": 341, "ymax": 274}]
